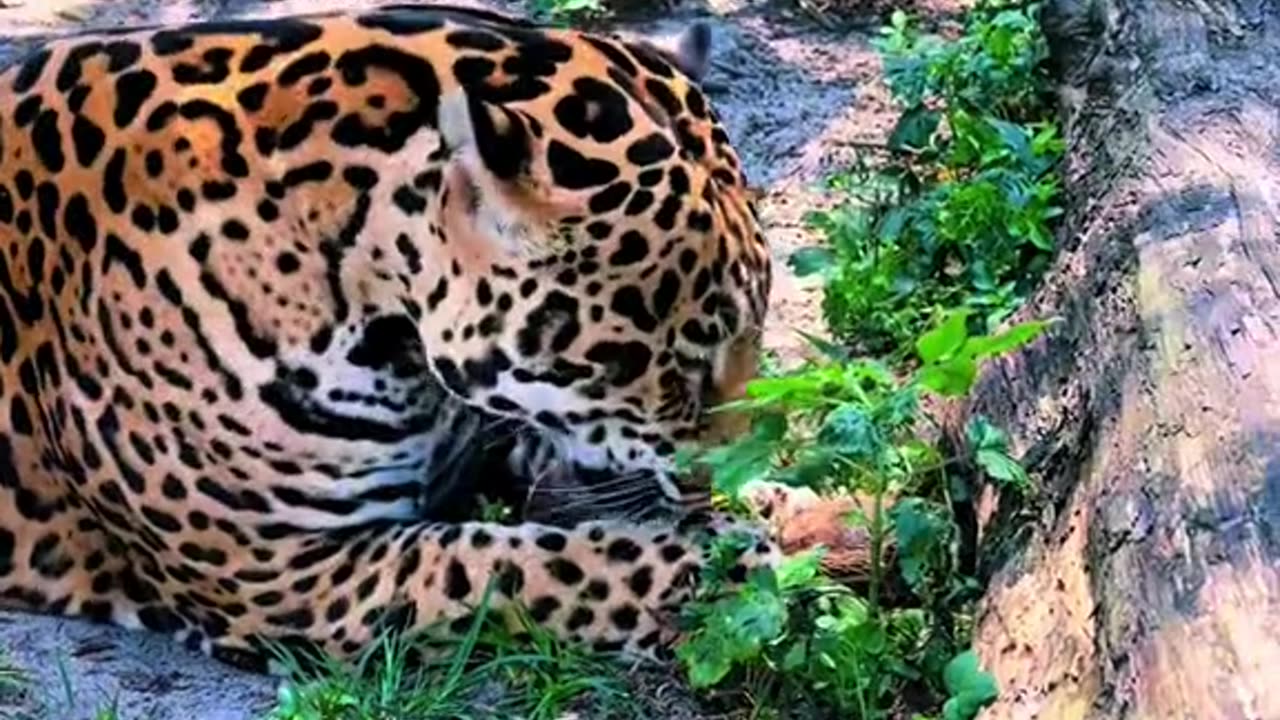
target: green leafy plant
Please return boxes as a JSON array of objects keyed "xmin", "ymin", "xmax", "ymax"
[
  {"xmin": 794, "ymin": 0, "xmax": 1064, "ymax": 359},
  {"xmin": 675, "ymin": 313, "xmax": 1048, "ymax": 718},
  {"xmin": 878, "ymin": 1, "xmax": 1052, "ymax": 122}
]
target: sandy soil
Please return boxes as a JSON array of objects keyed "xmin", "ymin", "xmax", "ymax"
[{"xmin": 0, "ymin": 1, "xmax": 900, "ymax": 717}]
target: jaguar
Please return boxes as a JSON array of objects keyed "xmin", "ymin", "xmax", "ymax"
[{"xmin": 0, "ymin": 2, "xmax": 777, "ymax": 670}]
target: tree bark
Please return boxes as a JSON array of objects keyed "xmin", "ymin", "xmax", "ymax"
[{"xmin": 949, "ymin": 0, "xmax": 1280, "ymax": 718}]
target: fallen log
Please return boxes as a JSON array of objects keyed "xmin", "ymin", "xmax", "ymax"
[{"xmin": 949, "ymin": 0, "xmax": 1280, "ymax": 717}]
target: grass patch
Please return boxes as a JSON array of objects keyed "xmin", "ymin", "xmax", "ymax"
[{"xmin": 267, "ymin": 586, "xmax": 640, "ymax": 720}]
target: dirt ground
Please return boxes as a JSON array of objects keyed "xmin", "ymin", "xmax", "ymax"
[{"xmin": 0, "ymin": 0, "xmax": 909, "ymax": 717}]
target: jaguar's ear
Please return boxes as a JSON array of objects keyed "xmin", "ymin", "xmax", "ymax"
[
  {"xmin": 672, "ymin": 22, "xmax": 712, "ymax": 82},
  {"xmin": 633, "ymin": 22, "xmax": 712, "ymax": 82},
  {"xmin": 438, "ymin": 90, "xmax": 585, "ymax": 245},
  {"xmin": 439, "ymin": 89, "xmax": 534, "ymax": 188}
]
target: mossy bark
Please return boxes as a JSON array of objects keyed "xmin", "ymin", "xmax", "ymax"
[{"xmin": 948, "ymin": 0, "xmax": 1280, "ymax": 717}]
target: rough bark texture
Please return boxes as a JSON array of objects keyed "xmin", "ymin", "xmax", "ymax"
[{"xmin": 953, "ymin": 0, "xmax": 1280, "ymax": 718}]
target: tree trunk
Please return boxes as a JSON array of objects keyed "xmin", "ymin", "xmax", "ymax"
[{"xmin": 949, "ymin": 0, "xmax": 1280, "ymax": 718}]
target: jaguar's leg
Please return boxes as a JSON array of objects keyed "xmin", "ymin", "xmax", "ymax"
[
  {"xmin": 0, "ymin": 435, "xmax": 157, "ymax": 636},
  {"xmin": 200, "ymin": 516, "xmax": 780, "ymax": 672},
  {"xmin": 0, "ymin": 425, "xmax": 780, "ymax": 671}
]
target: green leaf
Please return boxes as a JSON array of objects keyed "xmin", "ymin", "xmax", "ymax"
[
  {"xmin": 789, "ymin": 246, "xmax": 837, "ymax": 278},
  {"xmin": 965, "ymin": 415, "xmax": 1007, "ymax": 453},
  {"xmin": 987, "ymin": 117, "xmax": 1033, "ymax": 164},
  {"xmin": 879, "ymin": 386, "xmax": 922, "ymax": 429},
  {"xmin": 941, "ymin": 650, "xmax": 999, "ymax": 720},
  {"xmin": 728, "ymin": 591, "xmax": 787, "ymax": 644},
  {"xmin": 741, "ymin": 369, "xmax": 834, "ymax": 408},
  {"xmin": 776, "ymin": 548, "xmax": 825, "ymax": 590},
  {"xmin": 914, "ymin": 318, "xmax": 1054, "ymax": 397},
  {"xmin": 889, "ymin": 105, "xmax": 941, "ymax": 152},
  {"xmin": 916, "ymin": 357, "xmax": 977, "ymax": 396},
  {"xmin": 797, "ymin": 330, "xmax": 851, "ymax": 362},
  {"xmin": 676, "ymin": 581, "xmax": 788, "ymax": 689},
  {"xmin": 677, "ymin": 634, "xmax": 736, "ymax": 688},
  {"xmin": 754, "ymin": 412, "xmax": 789, "ymax": 442},
  {"xmin": 915, "ymin": 310, "xmax": 972, "ymax": 364},
  {"xmin": 705, "ymin": 445, "xmax": 775, "ymax": 499},
  {"xmin": 962, "ymin": 318, "xmax": 1054, "ymax": 360},
  {"xmin": 818, "ymin": 405, "xmax": 885, "ymax": 460},
  {"xmin": 975, "ymin": 449, "xmax": 1031, "ymax": 491},
  {"xmin": 889, "ymin": 498, "xmax": 952, "ymax": 594},
  {"xmin": 879, "ymin": 205, "xmax": 911, "ymax": 245},
  {"xmin": 781, "ymin": 641, "xmax": 808, "ymax": 672},
  {"xmin": 672, "ymin": 445, "xmax": 701, "ymax": 474},
  {"xmin": 699, "ymin": 413, "xmax": 787, "ymax": 499},
  {"xmin": 704, "ymin": 532, "xmax": 761, "ymax": 582},
  {"xmin": 775, "ymin": 446, "xmax": 839, "ymax": 487}
]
